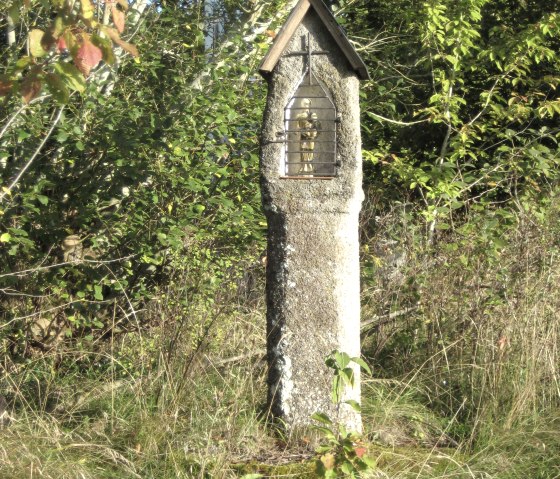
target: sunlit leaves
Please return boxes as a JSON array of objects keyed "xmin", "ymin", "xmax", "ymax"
[
  {"xmin": 29, "ymin": 29, "xmax": 48, "ymax": 57},
  {"xmin": 80, "ymin": 0, "xmax": 95, "ymax": 22},
  {"xmin": 3, "ymin": 0, "xmax": 138, "ymax": 103}
]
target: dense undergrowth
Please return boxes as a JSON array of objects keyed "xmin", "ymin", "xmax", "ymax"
[{"xmin": 1, "ymin": 198, "xmax": 560, "ymax": 478}]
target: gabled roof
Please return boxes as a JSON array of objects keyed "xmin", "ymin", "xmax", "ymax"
[{"xmin": 259, "ymin": 0, "xmax": 369, "ymax": 80}]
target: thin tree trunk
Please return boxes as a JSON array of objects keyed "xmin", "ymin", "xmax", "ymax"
[{"xmin": 6, "ymin": 12, "xmax": 16, "ymax": 47}]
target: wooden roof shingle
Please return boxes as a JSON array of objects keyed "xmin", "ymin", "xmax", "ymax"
[{"xmin": 259, "ymin": 0, "xmax": 369, "ymax": 80}]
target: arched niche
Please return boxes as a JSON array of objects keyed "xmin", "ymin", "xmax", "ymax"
[{"xmin": 283, "ymin": 72, "xmax": 337, "ymax": 178}]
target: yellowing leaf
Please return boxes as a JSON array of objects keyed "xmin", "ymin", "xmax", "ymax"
[
  {"xmin": 29, "ymin": 29, "xmax": 47, "ymax": 57},
  {"xmin": 0, "ymin": 79, "xmax": 13, "ymax": 97},
  {"xmin": 0, "ymin": 233, "xmax": 11, "ymax": 243},
  {"xmin": 52, "ymin": 15, "xmax": 67, "ymax": 38},
  {"xmin": 320, "ymin": 453, "xmax": 336, "ymax": 470},
  {"xmin": 112, "ymin": 5, "xmax": 125, "ymax": 34},
  {"xmin": 80, "ymin": 0, "xmax": 94, "ymax": 20},
  {"xmin": 21, "ymin": 75, "xmax": 42, "ymax": 103},
  {"xmin": 103, "ymin": 27, "xmax": 139, "ymax": 57},
  {"xmin": 116, "ymin": 0, "xmax": 129, "ymax": 10}
]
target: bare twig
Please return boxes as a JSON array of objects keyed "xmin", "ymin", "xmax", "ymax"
[
  {"xmin": 0, "ymin": 104, "xmax": 28, "ymax": 141},
  {"xmin": 0, "ymin": 254, "xmax": 137, "ymax": 279},
  {"xmin": 0, "ymin": 107, "xmax": 65, "ymax": 203},
  {"xmin": 361, "ymin": 304, "xmax": 420, "ymax": 332},
  {"xmin": 367, "ymin": 111, "xmax": 429, "ymax": 126},
  {"xmin": 207, "ymin": 350, "xmax": 266, "ymax": 367}
]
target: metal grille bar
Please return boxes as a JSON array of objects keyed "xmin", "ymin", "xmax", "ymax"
[{"xmin": 281, "ymin": 37, "xmax": 337, "ymax": 178}]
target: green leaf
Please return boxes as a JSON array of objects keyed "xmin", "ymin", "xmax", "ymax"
[
  {"xmin": 44, "ymin": 72, "xmax": 70, "ymax": 104},
  {"xmin": 362, "ymin": 455, "xmax": 377, "ymax": 468},
  {"xmin": 333, "ymin": 351, "xmax": 351, "ymax": 369},
  {"xmin": 331, "ymin": 375, "xmax": 342, "ymax": 403},
  {"xmin": 36, "ymin": 195, "xmax": 49, "ymax": 205},
  {"xmin": 91, "ymin": 34, "xmax": 116, "ymax": 65},
  {"xmin": 351, "ymin": 357, "xmax": 372, "ymax": 375},
  {"xmin": 344, "ymin": 399, "xmax": 361, "ymax": 413},
  {"xmin": 311, "ymin": 412, "xmax": 333, "ymax": 425},
  {"xmin": 52, "ymin": 15, "xmax": 67, "ymax": 38},
  {"xmin": 17, "ymin": 130, "xmax": 31, "ymax": 142},
  {"xmin": 15, "ymin": 56, "xmax": 34, "ymax": 71},
  {"xmin": 341, "ymin": 367, "xmax": 355, "ymax": 386},
  {"xmin": 0, "ymin": 233, "xmax": 11, "ymax": 243},
  {"xmin": 240, "ymin": 475, "xmax": 263, "ymax": 479},
  {"xmin": 340, "ymin": 461, "xmax": 355, "ymax": 474},
  {"xmin": 94, "ymin": 285, "xmax": 103, "ymax": 301},
  {"xmin": 313, "ymin": 426, "xmax": 336, "ymax": 440},
  {"xmin": 8, "ymin": 228, "xmax": 28, "ymax": 237},
  {"xmin": 54, "ymin": 62, "xmax": 86, "ymax": 93},
  {"xmin": 57, "ymin": 130, "xmax": 69, "ymax": 143}
]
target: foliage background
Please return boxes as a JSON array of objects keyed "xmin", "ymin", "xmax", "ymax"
[{"xmin": 1, "ymin": 0, "xmax": 559, "ymax": 477}]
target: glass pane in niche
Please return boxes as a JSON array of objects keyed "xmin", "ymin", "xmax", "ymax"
[{"xmin": 284, "ymin": 75, "xmax": 336, "ymax": 177}]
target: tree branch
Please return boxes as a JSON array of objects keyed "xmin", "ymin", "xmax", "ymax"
[{"xmin": 367, "ymin": 111, "xmax": 429, "ymax": 126}]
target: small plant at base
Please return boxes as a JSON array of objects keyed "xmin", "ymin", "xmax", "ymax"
[{"xmin": 312, "ymin": 351, "xmax": 377, "ymax": 478}]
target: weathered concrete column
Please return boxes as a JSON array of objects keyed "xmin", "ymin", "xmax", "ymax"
[{"xmin": 259, "ymin": 0, "xmax": 369, "ymax": 432}]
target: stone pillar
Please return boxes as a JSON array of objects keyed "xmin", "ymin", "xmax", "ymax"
[{"xmin": 259, "ymin": 0, "xmax": 368, "ymax": 432}]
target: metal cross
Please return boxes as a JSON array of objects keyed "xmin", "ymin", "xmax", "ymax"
[{"xmin": 289, "ymin": 34, "xmax": 329, "ymax": 84}]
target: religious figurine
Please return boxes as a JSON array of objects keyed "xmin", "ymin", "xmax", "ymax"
[{"xmin": 296, "ymin": 98, "xmax": 320, "ymax": 173}]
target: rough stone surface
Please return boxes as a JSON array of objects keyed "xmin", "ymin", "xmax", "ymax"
[{"xmin": 261, "ymin": 9, "xmax": 363, "ymax": 431}]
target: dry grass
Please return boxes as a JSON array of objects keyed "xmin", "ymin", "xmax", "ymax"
[{"xmin": 1, "ymin": 206, "xmax": 560, "ymax": 478}]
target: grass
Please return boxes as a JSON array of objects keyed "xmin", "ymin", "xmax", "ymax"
[{"xmin": 1, "ymin": 208, "xmax": 560, "ymax": 478}]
